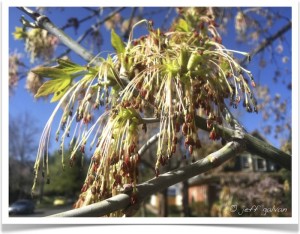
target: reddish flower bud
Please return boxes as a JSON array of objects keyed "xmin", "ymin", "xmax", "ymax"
[
  {"xmin": 93, "ymin": 162, "xmax": 99, "ymax": 172},
  {"xmin": 171, "ymin": 144, "xmax": 176, "ymax": 154},
  {"xmin": 182, "ymin": 123, "xmax": 188, "ymax": 136},
  {"xmin": 184, "ymin": 141, "xmax": 189, "ymax": 149},
  {"xmin": 91, "ymin": 186, "xmax": 96, "ymax": 195},
  {"xmin": 153, "ymin": 38, "xmax": 159, "ymax": 46},
  {"xmin": 209, "ymin": 130, "xmax": 217, "ymax": 140},
  {"xmin": 215, "ymin": 36, "xmax": 222, "ymax": 44},
  {"xmin": 69, "ymin": 158, "xmax": 75, "ymax": 167},
  {"xmin": 80, "ymin": 144, "xmax": 85, "ymax": 153},
  {"xmin": 254, "ymin": 106, "xmax": 258, "ymax": 113},
  {"xmin": 207, "ymin": 119, "xmax": 213, "ymax": 129},
  {"xmin": 136, "ymin": 153, "xmax": 141, "ymax": 164},
  {"xmin": 211, "ymin": 21, "xmax": 219, "ymax": 27},
  {"xmin": 185, "ymin": 135, "xmax": 195, "ymax": 145},
  {"xmin": 149, "ymin": 19, "xmax": 154, "ymax": 26},
  {"xmin": 172, "ymin": 136, "xmax": 178, "ymax": 144},
  {"xmin": 81, "ymin": 183, "xmax": 88, "ymax": 193},
  {"xmin": 185, "ymin": 113, "xmax": 193, "ymax": 123},
  {"xmin": 175, "ymin": 122, "xmax": 180, "ymax": 133},
  {"xmin": 195, "ymin": 139, "xmax": 202, "ymax": 149},
  {"xmin": 199, "ymin": 22, "xmax": 204, "ymax": 30},
  {"xmin": 160, "ymin": 156, "xmax": 167, "ymax": 166},
  {"xmin": 128, "ymin": 144, "xmax": 136, "ymax": 155},
  {"xmin": 246, "ymin": 104, "xmax": 253, "ymax": 113},
  {"xmin": 130, "ymin": 193, "xmax": 138, "ymax": 205},
  {"xmin": 88, "ymin": 175, "xmax": 95, "ymax": 185},
  {"xmin": 133, "ymin": 40, "xmax": 139, "ymax": 46},
  {"xmin": 155, "ymin": 168, "xmax": 160, "ymax": 178},
  {"xmin": 189, "ymin": 145, "xmax": 193, "ymax": 154},
  {"xmin": 142, "ymin": 123, "xmax": 147, "ymax": 133}
]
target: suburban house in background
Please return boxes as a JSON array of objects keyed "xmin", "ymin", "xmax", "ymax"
[{"xmin": 149, "ymin": 131, "xmax": 284, "ymax": 216}]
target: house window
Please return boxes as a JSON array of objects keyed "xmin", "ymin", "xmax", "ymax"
[
  {"xmin": 255, "ymin": 158, "xmax": 267, "ymax": 171},
  {"xmin": 241, "ymin": 155, "xmax": 250, "ymax": 169},
  {"xmin": 168, "ymin": 188, "xmax": 176, "ymax": 196},
  {"xmin": 269, "ymin": 162, "xmax": 276, "ymax": 171}
]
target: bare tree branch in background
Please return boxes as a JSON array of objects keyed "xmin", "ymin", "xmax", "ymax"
[
  {"xmin": 9, "ymin": 113, "xmax": 40, "ymax": 200},
  {"xmin": 9, "ymin": 112, "xmax": 39, "ymax": 162},
  {"xmin": 239, "ymin": 21, "xmax": 291, "ymax": 66}
]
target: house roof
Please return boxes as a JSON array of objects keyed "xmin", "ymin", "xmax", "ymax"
[
  {"xmin": 188, "ymin": 171, "xmax": 282, "ymax": 187},
  {"xmin": 250, "ymin": 130, "xmax": 269, "ymax": 143}
]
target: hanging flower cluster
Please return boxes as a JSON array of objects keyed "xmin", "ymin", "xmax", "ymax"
[
  {"xmin": 13, "ymin": 27, "xmax": 59, "ymax": 63},
  {"xmin": 26, "ymin": 69, "xmax": 44, "ymax": 95},
  {"xmin": 31, "ymin": 7, "xmax": 257, "ymax": 216},
  {"xmin": 9, "ymin": 53, "xmax": 23, "ymax": 92}
]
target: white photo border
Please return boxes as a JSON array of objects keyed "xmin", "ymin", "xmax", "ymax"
[{"xmin": 2, "ymin": 0, "xmax": 298, "ymax": 225}]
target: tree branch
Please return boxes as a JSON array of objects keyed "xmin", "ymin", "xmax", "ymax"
[
  {"xmin": 141, "ymin": 114, "xmax": 291, "ymax": 170},
  {"xmin": 141, "ymin": 117, "xmax": 160, "ymax": 124},
  {"xmin": 222, "ymin": 105, "xmax": 247, "ymax": 132},
  {"xmin": 243, "ymin": 133, "xmax": 291, "ymax": 170},
  {"xmin": 138, "ymin": 132, "xmax": 160, "ymax": 156},
  {"xmin": 49, "ymin": 140, "xmax": 243, "ymax": 217},
  {"xmin": 18, "ymin": 7, "xmax": 96, "ymax": 62},
  {"xmin": 194, "ymin": 115, "xmax": 291, "ymax": 170},
  {"xmin": 240, "ymin": 21, "xmax": 291, "ymax": 65},
  {"xmin": 37, "ymin": 7, "xmax": 126, "ymax": 68}
]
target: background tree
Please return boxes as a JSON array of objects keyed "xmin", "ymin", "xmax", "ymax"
[
  {"xmin": 42, "ymin": 147, "xmax": 87, "ymax": 199},
  {"xmin": 9, "ymin": 113, "xmax": 39, "ymax": 202}
]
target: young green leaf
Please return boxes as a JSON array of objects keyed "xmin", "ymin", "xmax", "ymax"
[
  {"xmin": 187, "ymin": 52, "xmax": 202, "ymax": 71},
  {"xmin": 176, "ymin": 19, "xmax": 190, "ymax": 32},
  {"xmin": 31, "ymin": 67, "xmax": 72, "ymax": 80},
  {"xmin": 179, "ymin": 47, "xmax": 189, "ymax": 72},
  {"xmin": 35, "ymin": 76, "xmax": 72, "ymax": 101},
  {"xmin": 111, "ymin": 29, "xmax": 125, "ymax": 55},
  {"xmin": 57, "ymin": 59, "xmax": 87, "ymax": 74},
  {"xmin": 13, "ymin": 27, "xmax": 27, "ymax": 40},
  {"xmin": 50, "ymin": 85, "xmax": 70, "ymax": 102}
]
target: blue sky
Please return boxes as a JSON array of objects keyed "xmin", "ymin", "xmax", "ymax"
[{"xmin": 9, "ymin": 7, "xmax": 292, "ymax": 157}]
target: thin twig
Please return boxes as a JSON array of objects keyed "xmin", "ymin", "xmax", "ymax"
[
  {"xmin": 61, "ymin": 8, "xmax": 102, "ymax": 30},
  {"xmin": 239, "ymin": 21, "xmax": 291, "ymax": 66},
  {"xmin": 71, "ymin": 7, "xmax": 126, "ymax": 48},
  {"xmin": 49, "ymin": 7, "xmax": 126, "ymax": 65},
  {"xmin": 138, "ymin": 132, "xmax": 160, "ymax": 156},
  {"xmin": 123, "ymin": 7, "xmax": 137, "ymax": 40}
]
